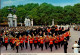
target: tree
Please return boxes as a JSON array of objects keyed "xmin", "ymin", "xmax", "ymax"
[{"xmin": 0, "ymin": 3, "xmax": 80, "ymax": 25}]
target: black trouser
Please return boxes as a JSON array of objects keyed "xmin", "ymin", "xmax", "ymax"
[
  {"xmin": 54, "ymin": 43, "xmax": 57, "ymax": 49},
  {"xmin": 64, "ymin": 48, "xmax": 67, "ymax": 53},
  {"xmin": 10, "ymin": 42, "xmax": 12, "ymax": 46},
  {"xmin": 40, "ymin": 44, "xmax": 43, "ymax": 51},
  {"xmin": 67, "ymin": 36, "xmax": 69, "ymax": 41},
  {"xmin": 12, "ymin": 44, "xmax": 15, "ymax": 50},
  {"xmin": 30, "ymin": 43, "xmax": 32, "ymax": 50},
  {"xmin": 48, "ymin": 42, "xmax": 49, "ymax": 47},
  {"xmin": 34, "ymin": 43, "xmax": 37, "ymax": 49},
  {"xmin": 58, "ymin": 42, "xmax": 61, "ymax": 48},
  {"xmin": 25, "ymin": 43, "xmax": 28, "ymax": 49},
  {"xmin": 23, "ymin": 42, "xmax": 24, "ymax": 47},
  {"xmin": 38, "ymin": 42, "xmax": 40, "ymax": 48},
  {"xmin": 61, "ymin": 41, "xmax": 64, "ymax": 47},
  {"xmin": 45, "ymin": 42, "xmax": 48, "ymax": 49},
  {"xmin": 2, "ymin": 42, "xmax": 4, "ymax": 46},
  {"xmin": 10, "ymin": 42, "xmax": 12, "ymax": 49},
  {"xmin": 5, "ymin": 43, "xmax": 8, "ymax": 50},
  {"xmin": 50, "ymin": 44, "xmax": 53, "ymax": 52},
  {"xmin": 20, "ymin": 43, "xmax": 23, "ymax": 50},
  {"xmin": 16, "ymin": 46, "xmax": 18, "ymax": 53}
]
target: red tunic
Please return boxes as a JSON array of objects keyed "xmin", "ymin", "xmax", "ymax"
[
  {"xmin": 60, "ymin": 37, "xmax": 64, "ymax": 41},
  {"xmin": 36, "ymin": 37, "xmax": 38, "ymax": 40},
  {"xmin": 47, "ymin": 29, "xmax": 51, "ymax": 33},
  {"xmin": 66, "ymin": 32, "xmax": 69, "ymax": 37},
  {"xmin": 38, "ymin": 38, "xmax": 40, "ymax": 42},
  {"xmin": 4, "ymin": 37, "xmax": 8, "ymax": 43},
  {"xmin": 34, "ymin": 39, "xmax": 37, "ymax": 43},
  {"xmin": 49, "ymin": 39, "xmax": 53, "ymax": 44},
  {"xmin": 21, "ymin": 37, "xmax": 25, "ymax": 41},
  {"xmin": 25, "ymin": 38, "xmax": 28, "ymax": 43},
  {"xmin": 58, "ymin": 39, "xmax": 61, "ymax": 42},
  {"xmin": 40, "ymin": 39, "xmax": 44, "ymax": 44},
  {"xmin": 20, "ymin": 40, "xmax": 23, "ymax": 43},
  {"xmin": 29, "ymin": 38, "xmax": 33, "ymax": 44},
  {"xmin": 54, "ymin": 41, "xmax": 58, "ymax": 43},
  {"xmin": 56, "ymin": 37, "xmax": 59, "ymax": 40},
  {"xmin": 12, "ymin": 39, "xmax": 15, "ymax": 44}
]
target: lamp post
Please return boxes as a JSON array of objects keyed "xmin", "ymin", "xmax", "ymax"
[
  {"xmin": 8, "ymin": 7, "xmax": 12, "ymax": 13},
  {"xmin": 20, "ymin": 17, "xmax": 22, "ymax": 26},
  {"xmin": 13, "ymin": 8, "xmax": 16, "ymax": 14},
  {"xmin": 8, "ymin": 0, "xmax": 12, "ymax": 11},
  {"xmin": 7, "ymin": 5, "xmax": 13, "ymax": 27},
  {"xmin": 7, "ymin": 0, "xmax": 17, "ymax": 27}
]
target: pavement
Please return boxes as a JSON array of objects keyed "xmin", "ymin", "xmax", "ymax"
[{"xmin": 1, "ymin": 28, "xmax": 80, "ymax": 53}]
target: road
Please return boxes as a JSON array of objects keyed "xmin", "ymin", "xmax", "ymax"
[{"xmin": 1, "ymin": 28, "xmax": 80, "ymax": 53}]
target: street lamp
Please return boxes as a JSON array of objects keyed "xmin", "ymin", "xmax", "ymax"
[
  {"xmin": 20, "ymin": 17, "xmax": 23, "ymax": 26},
  {"xmin": 8, "ymin": 7, "xmax": 12, "ymax": 12},
  {"xmin": 12, "ymin": 7, "xmax": 16, "ymax": 14},
  {"xmin": 8, "ymin": 0, "xmax": 14, "ymax": 13}
]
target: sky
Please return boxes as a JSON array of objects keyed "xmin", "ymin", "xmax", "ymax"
[{"xmin": 1, "ymin": 0, "xmax": 80, "ymax": 8}]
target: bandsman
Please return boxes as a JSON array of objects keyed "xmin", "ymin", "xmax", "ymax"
[
  {"xmin": 9, "ymin": 37, "xmax": 12, "ymax": 49},
  {"xmin": 54, "ymin": 39, "xmax": 58, "ymax": 50},
  {"xmin": 45, "ymin": 36, "xmax": 49, "ymax": 49},
  {"xmin": 16, "ymin": 40, "xmax": 20, "ymax": 53},
  {"xmin": 25, "ymin": 36, "xmax": 28, "ymax": 49},
  {"xmin": 34, "ymin": 37, "xmax": 38, "ymax": 49},
  {"xmin": 29, "ymin": 37, "xmax": 34, "ymax": 50},
  {"xmin": 4, "ymin": 36, "xmax": 8, "ymax": 50},
  {"xmin": 20, "ymin": 37, "xmax": 23, "ymax": 50},
  {"xmin": 49, "ymin": 37, "xmax": 54, "ymax": 52},
  {"xmin": 40, "ymin": 37, "xmax": 44, "ymax": 51},
  {"xmin": 61, "ymin": 36, "xmax": 64, "ymax": 47},
  {"xmin": 38, "ymin": 37, "xmax": 40, "ymax": 48},
  {"xmin": 12, "ymin": 37, "xmax": 15, "ymax": 50}
]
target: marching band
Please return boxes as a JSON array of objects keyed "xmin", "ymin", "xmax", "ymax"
[{"xmin": 0, "ymin": 25, "xmax": 70, "ymax": 53}]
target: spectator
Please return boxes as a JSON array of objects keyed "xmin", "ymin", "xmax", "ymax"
[
  {"xmin": 78, "ymin": 38, "xmax": 80, "ymax": 52},
  {"xmin": 73, "ymin": 41, "xmax": 79, "ymax": 53},
  {"xmin": 78, "ymin": 38, "xmax": 80, "ymax": 45}
]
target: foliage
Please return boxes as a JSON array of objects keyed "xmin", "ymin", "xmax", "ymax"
[{"xmin": 0, "ymin": 3, "xmax": 80, "ymax": 25}]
